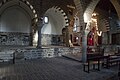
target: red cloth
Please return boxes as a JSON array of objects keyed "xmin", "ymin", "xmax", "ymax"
[{"xmin": 88, "ymin": 38, "xmax": 94, "ymax": 46}]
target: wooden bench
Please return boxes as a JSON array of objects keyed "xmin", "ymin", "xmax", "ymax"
[
  {"xmin": 83, "ymin": 53, "xmax": 109, "ymax": 73},
  {"xmin": 83, "ymin": 53, "xmax": 102, "ymax": 73},
  {"xmin": 83, "ymin": 60, "xmax": 100, "ymax": 73},
  {"xmin": 108, "ymin": 55, "xmax": 120, "ymax": 67}
]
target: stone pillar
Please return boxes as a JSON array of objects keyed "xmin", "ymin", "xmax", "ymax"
[
  {"xmin": 37, "ymin": 21, "xmax": 43, "ymax": 48},
  {"xmin": 65, "ymin": 26, "xmax": 70, "ymax": 47},
  {"xmin": 30, "ymin": 32, "xmax": 33, "ymax": 46},
  {"xmin": 107, "ymin": 31, "xmax": 110, "ymax": 44},
  {"xmin": 81, "ymin": 30, "xmax": 88, "ymax": 62},
  {"xmin": 109, "ymin": 32, "xmax": 112, "ymax": 44}
]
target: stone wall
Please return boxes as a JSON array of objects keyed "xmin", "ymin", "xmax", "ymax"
[
  {"xmin": 15, "ymin": 47, "xmax": 81, "ymax": 60},
  {"xmin": 102, "ymin": 45, "xmax": 120, "ymax": 55},
  {"xmin": 0, "ymin": 32, "xmax": 31, "ymax": 46},
  {"xmin": 41, "ymin": 34, "xmax": 63, "ymax": 46}
]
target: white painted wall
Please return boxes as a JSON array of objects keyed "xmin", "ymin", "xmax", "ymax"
[
  {"xmin": 41, "ymin": 15, "xmax": 57, "ymax": 34},
  {"xmin": 0, "ymin": 6, "xmax": 31, "ymax": 33},
  {"xmin": 41, "ymin": 7, "xmax": 66, "ymax": 35}
]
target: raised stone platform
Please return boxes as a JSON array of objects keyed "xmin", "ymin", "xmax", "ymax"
[{"xmin": 0, "ymin": 46, "xmax": 81, "ymax": 60}]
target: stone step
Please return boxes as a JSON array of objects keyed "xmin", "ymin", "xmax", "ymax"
[{"xmin": 62, "ymin": 54, "xmax": 82, "ymax": 62}]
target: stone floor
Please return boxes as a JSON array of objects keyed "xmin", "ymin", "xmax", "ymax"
[
  {"xmin": 62, "ymin": 53, "xmax": 82, "ymax": 62},
  {"xmin": 0, "ymin": 57, "xmax": 118, "ymax": 80}
]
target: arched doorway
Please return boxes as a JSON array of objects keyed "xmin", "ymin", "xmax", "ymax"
[
  {"xmin": 41, "ymin": 6, "xmax": 68, "ymax": 46},
  {"xmin": 81, "ymin": 0, "xmax": 120, "ymax": 62},
  {"xmin": 84, "ymin": 0, "xmax": 120, "ymax": 46}
]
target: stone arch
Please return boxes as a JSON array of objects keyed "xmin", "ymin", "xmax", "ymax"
[
  {"xmin": 84, "ymin": 0, "xmax": 120, "ymax": 31},
  {"xmin": 80, "ymin": 0, "xmax": 120, "ymax": 62},
  {"xmin": 40, "ymin": 6, "xmax": 69, "ymax": 46},
  {"xmin": 0, "ymin": 0, "xmax": 38, "ymax": 46},
  {"xmin": 0, "ymin": 0, "xmax": 38, "ymax": 28},
  {"xmin": 41, "ymin": 6, "xmax": 69, "ymax": 35},
  {"xmin": 73, "ymin": 0, "xmax": 87, "ymax": 62},
  {"xmin": 110, "ymin": 0, "xmax": 120, "ymax": 19},
  {"xmin": 73, "ymin": 0, "xmax": 84, "ymax": 27},
  {"xmin": 82, "ymin": 0, "xmax": 120, "ymax": 47},
  {"xmin": 84, "ymin": 0, "xmax": 100, "ymax": 23}
]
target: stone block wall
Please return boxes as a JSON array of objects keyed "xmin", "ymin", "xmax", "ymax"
[
  {"xmin": 0, "ymin": 32, "xmax": 31, "ymax": 46},
  {"xmin": 41, "ymin": 34, "xmax": 63, "ymax": 46},
  {"xmin": 0, "ymin": 51, "xmax": 14, "ymax": 61},
  {"xmin": 23, "ymin": 49, "xmax": 42, "ymax": 59},
  {"xmin": 102, "ymin": 45, "xmax": 120, "ymax": 55},
  {"xmin": 14, "ymin": 47, "xmax": 81, "ymax": 60}
]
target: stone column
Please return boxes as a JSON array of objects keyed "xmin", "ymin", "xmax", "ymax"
[
  {"xmin": 65, "ymin": 26, "xmax": 70, "ymax": 47},
  {"xmin": 109, "ymin": 32, "xmax": 112, "ymax": 44},
  {"xmin": 82, "ymin": 30, "xmax": 89, "ymax": 62},
  {"xmin": 107, "ymin": 31, "xmax": 109, "ymax": 44},
  {"xmin": 30, "ymin": 32, "xmax": 33, "ymax": 46},
  {"xmin": 37, "ymin": 21, "xmax": 43, "ymax": 48}
]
